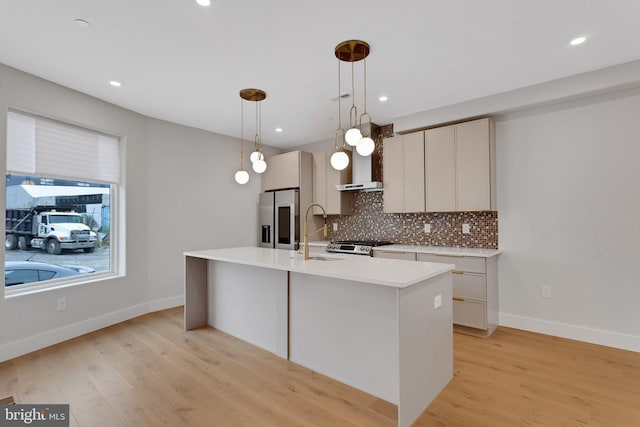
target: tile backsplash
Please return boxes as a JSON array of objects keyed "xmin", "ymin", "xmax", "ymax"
[{"xmin": 327, "ymin": 191, "xmax": 498, "ymax": 249}]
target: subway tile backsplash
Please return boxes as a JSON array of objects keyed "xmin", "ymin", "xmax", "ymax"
[{"xmin": 327, "ymin": 191, "xmax": 498, "ymax": 249}]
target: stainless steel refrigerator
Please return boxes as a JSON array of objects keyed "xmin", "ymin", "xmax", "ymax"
[{"xmin": 259, "ymin": 189, "xmax": 300, "ymax": 250}]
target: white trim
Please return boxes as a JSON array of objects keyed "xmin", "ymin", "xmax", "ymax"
[
  {"xmin": 499, "ymin": 313, "xmax": 640, "ymax": 353},
  {"xmin": 0, "ymin": 295, "xmax": 184, "ymax": 362}
]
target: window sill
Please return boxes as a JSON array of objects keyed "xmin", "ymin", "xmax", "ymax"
[{"xmin": 4, "ymin": 271, "xmax": 124, "ymax": 299}]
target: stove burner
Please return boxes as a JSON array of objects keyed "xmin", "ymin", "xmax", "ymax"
[{"xmin": 326, "ymin": 240, "xmax": 393, "ymax": 256}]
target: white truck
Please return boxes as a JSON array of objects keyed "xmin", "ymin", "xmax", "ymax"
[{"xmin": 5, "ymin": 208, "xmax": 98, "ymax": 254}]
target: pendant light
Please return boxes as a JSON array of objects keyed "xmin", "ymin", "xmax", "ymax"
[
  {"xmin": 355, "ymin": 56, "xmax": 375, "ymax": 157},
  {"xmin": 234, "ymin": 94, "xmax": 250, "ymax": 185},
  {"xmin": 335, "ymin": 40, "xmax": 376, "ymax": 157},
  {"xmin": 239, "ymin": 88, "xmax": 267, "ymax": 174},
  {"xmin": 344, "ymin": 61, "xmax": 362, "ymax": 146},
  {"xmin": 330, "ymin": 59, "xmax": 349, "ymax": 171}
]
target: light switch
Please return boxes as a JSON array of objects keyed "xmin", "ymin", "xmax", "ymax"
[
  {"xmin": 434, "ymin": 294, "xmax": 442, "ymax": 309},
  {"xmin": 462, "ymin": 223, "xmax": 470, "ymax": 234},
  {"xmin": 333, "ymin": 223, "xmax": 338, "ymax": 231},
  {"xmin": 423, "ymin": 223, "xmax": 431, "ymax": 233}
]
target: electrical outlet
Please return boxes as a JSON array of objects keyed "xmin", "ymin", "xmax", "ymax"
[
  {"xmin": 423, "ymin": 223, "xmax": 431, "ymax": 233},
  {"xmin": 57, "ymin": 297, "xmax": 67, "ymax": 311},
  {"xmin": 333, "ymin": 223, "xmax": 338, "ymax": 231},
  {"xmin": 434, "ymin": 294, "xmax": 442, "ymax": 309},
  {"xmin": 541, "ymin": 286, "xmax": 551, "ymax": 299},
  {"xmin": 462, "ymin": 223, "xmax": 470, "ymax": 234}
]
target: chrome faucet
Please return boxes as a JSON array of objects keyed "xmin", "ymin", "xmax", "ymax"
[{"xmin": 302, "ymin": 203, "xmax": 328, "ymax": 260}]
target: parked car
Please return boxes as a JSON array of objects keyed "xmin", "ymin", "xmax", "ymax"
[{"xmin": 4, "ymin": 261, "xmax": 95, "ymax": 286}]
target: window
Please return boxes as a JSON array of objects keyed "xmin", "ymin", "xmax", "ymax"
[{"xmin": 4, "ymin": 111, "xmax": 121, "ymax": 294}]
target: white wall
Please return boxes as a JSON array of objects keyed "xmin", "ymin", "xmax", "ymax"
[
  {"xmin": 496, "ymin": 90, "xmax": 640, "ymax": 351},
  {"xmin": 145, "ymin": 118, "xmax": 268, "ymax": 301},
  {"xmin": 0, "ymin": 64, "xmax": 266, "ymax": 361}
]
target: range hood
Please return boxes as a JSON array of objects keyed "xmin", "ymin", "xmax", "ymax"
[{"xmin": 336, "ymin": 149, "xmax": 383, "ymax": 192}]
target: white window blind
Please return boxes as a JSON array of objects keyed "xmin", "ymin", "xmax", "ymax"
[{"xmin": 6, "ymin": 111, "xmax": 120, "ymax": 184}]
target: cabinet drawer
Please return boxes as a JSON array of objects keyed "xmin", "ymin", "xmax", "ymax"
[
  {"xmin": 453, "ymin": 272, "xmax": 486, "ymax": 301},
  {"xmin": 373, "ymin": 250, "xmax": 417, "ymax": 261},
  {"xmin": 453, "ymin": 299, "xmax": 487, "ymax": 329},
  {"xmin": 416, "ymin": 253, "xmax": 485, "ymax": 273}
]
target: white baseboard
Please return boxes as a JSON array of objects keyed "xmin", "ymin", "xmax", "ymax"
[
  {"xmin": 499, "ymin": 313, "xmax": 640, "ymax": 353},
  {"xmin": 0, "ymin": 295, "xmax": 184, "ymax": 362}
]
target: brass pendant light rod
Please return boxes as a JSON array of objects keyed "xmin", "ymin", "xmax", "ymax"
[
  {"xmin": 335, "ymin": 60, "xmax": 344, "ymax": 151},
  {"xmin": 240, "ymin": 98, "xmax": 244, "ymax": 169},
  {"xmin": 360, "ymin": 57, "xmax": 372, "ymax": 137}
]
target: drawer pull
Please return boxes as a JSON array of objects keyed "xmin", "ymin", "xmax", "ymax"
[
  {"xmin": 432, "ymin": 253, "xmax": 464, "ymax": 258},
  {"xmin": 452, "ymin": 270, "xmax": 464, "ymax": 274},
  {"xmin": 452, "ymin": 296, "xmax": 465, "ymax": 301}
]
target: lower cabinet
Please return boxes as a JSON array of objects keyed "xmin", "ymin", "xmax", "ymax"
[
  {"xmin": 416, "ymin": 253, "xmax": 498, "ymax": 336},
  {"xmin": 372, "ymin": 249, "xmax": 499, "ymax": 336}
]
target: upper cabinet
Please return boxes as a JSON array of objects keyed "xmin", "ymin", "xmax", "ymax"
[
  {"xmin": 383, "ymin": 118, "xmax": 496, "ymax": 213},
  {"xmin": 261, "ymin": 151, "xmax": 312, "ymax": 192},
  {"xmin": 383, "ymin": 132, "xmax": 425, "ymax": 213},
  {"xmin": 454, "ymin": 118, "xmax": 495, "ymax": 211},
  {"xmin": 425, "ymin": 125, "xmax": 456, "ymax": 211},
  {"xmin": 312, "ymin": 150, "xmax": 352, "ymax": 215}
]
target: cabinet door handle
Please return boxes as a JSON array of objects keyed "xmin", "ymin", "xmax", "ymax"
[
  {"xmin": 452, "ymin": 296, "xmax": 465, "ymax": 301},
  {"xmin": 433, "ymin": 253, "xmax": 464, "ymax": 258},
  {"xmin": 452, "ymin": 270, "xmax": 464, "ymax": 274}
]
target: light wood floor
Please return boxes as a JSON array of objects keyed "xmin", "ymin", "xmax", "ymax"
[{"xmin": 1, "ymin": 307, "xmax": 639, "ymax": 426}]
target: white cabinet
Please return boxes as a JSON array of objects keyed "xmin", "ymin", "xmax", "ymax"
[
  {"xmin": 383, "ymin": 132, "xmax": 425, "ymax": 213},
  {"xmin": 261, "ymin": 151, "xmax": 311, "ymax": 192},
  {"xmin": 416, "ymin": 253, "xmax": 498, "ymax": 336},
  {"xmin": 312, "ymin": 150, "xmax": 352, "ymax": 215},
  {"xmin": 425, "ymin": 125, "xmax": 456, "ymax": 211},
  {"xmin": 383, "ymin": 117, "xmax": 496, "ymax": 213},
  {"xmin": 455, "ymin": 118, "xmax": 495, "ymax": 211}
]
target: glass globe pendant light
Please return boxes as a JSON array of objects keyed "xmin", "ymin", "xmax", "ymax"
[
  {"xmin": 335, "ymin": 40, "xmax": 376, "ymax": 157},
  {"xmin": 344, "ymin": 61, "xmax": 362, "ymax": 146},
  {"xmin": 239, "ymin": 88, "xmax": 268, "ymax": 174},
  {"xmin": 330, "ymin": 59, "xmax": 350, "ymax": 171},
  {"xmin": 355, "ymin": 56, "xmax": 375, "ymax": 157},
  {"xmin": 234, "ymin": 93, "xmax": 250, "ymax": 185}
]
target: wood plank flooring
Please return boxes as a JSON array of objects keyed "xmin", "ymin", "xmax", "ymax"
[{"xmin": 1, "ymin": 307, "xmax": 639, "ymax": 426}]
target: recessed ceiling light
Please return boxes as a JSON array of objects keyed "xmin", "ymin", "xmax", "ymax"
[
  {"xmin": 570, "ymin": 36, "xmax": 587, "ymax": 46},
  {"xmin": 275, "ymin": 128, "xmax": 283, "ymax": 133},
  {"xmin": 196, "ymin": 0, "xmax": 211, "ymax": 6},
  {"xmin": 379, "ymin": 95, "xmax": 388, "ymax": 102},
  {"xmin": 109, "ymin": 80, "xmax": 122, "ymax": 87},
  {"xmin": 74, "ymin": 19, "xmax": 91, "ymax": 28}
]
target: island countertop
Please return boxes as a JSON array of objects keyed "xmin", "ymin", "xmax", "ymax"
[{"xmin": 184, "ymin": 246, "xmax": 453, "ymax": 288}]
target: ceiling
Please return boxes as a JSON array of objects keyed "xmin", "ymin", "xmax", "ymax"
[{"xmin": 1, "ymin": 0, "xmax": 639, "ymax": 148}]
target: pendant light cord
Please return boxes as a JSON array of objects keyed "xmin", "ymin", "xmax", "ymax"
[
  {"xmin": 240, "ymin": 98, "xmax": 244, "ymax": 169},
  {"xmin": 350, "ymin": 61, "xmax": 358, "ymax": 128},
  {"xmin": 335, "ymin": 59, "xmax": 344, "ymax": 151}
]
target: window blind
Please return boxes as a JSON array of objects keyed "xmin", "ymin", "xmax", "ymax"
[{"xmin": 6, "ymin": 111, "xmax": 120, "ymax": 184}]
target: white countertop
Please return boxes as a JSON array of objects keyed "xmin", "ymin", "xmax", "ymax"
[
  {"xmin": 377, "ymin": 245, "xmax": 501, "ymax": 258},
  {"xmin": 307, "ymin": 241, "xmax": 500, "ymax": 258},
  {"xmin": 184, "ymin": 247, "xmax": 453, "ymax": 289}
]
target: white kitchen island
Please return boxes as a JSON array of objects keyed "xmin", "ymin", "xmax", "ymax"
[{"xmin": 184, "ymin": 246, "xmax": 454, "ymax": 427}]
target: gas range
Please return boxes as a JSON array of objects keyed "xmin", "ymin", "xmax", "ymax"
[{"xmin": 326, "ymin": 240, "xmax": 393, "ymax": 256}]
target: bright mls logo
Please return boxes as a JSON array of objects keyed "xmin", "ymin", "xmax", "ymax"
[{"xmin": 1, "ymin": 404, "xmax": 69, "ymax": 426}]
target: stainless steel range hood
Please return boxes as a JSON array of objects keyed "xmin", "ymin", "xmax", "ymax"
[{"xmin": 336, "ymin": 149, "xmax": 383, "ymax": 192}]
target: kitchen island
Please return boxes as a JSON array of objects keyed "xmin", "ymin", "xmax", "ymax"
[{"xmin": 184, "ymin": 246, "xmax": 454, "ymax": 427}]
